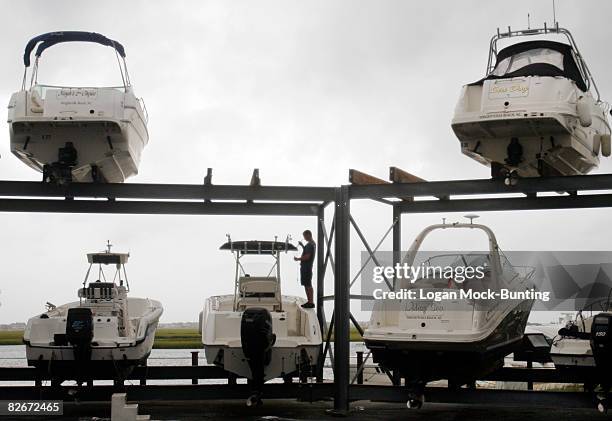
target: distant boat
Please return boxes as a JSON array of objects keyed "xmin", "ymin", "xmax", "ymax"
[
  {"xmin": 8, "ymin": 31, "xmax": 149, "ymax": 184},
  {"xmin": 23, "ymin": 243, "xmax": 162, "ymax": 385},
  {"xmin": 452, "ymin": 24, "xmax": 611, "ymax": 180}
]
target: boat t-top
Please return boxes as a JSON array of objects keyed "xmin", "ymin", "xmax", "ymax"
[
  {"xmin": 364, "ymin": 217, "xmax": 535, "ymax": 408},
  {"xmin": 200, "ymin": 236, "xmax": 322, "ymax": 406},
  {"xmin": 8, "ymin": 31, "xmax": 149, "ymax": 184},
  {"xmin": 22, "ymin": 242, "xmax": 163, "ymax": 385},
  {"xmin": 452, "ymin": 23, "xmax": 611, "ymax": 180}
]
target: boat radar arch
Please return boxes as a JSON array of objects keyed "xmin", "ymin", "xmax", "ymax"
[{"xmin": 402, "ymin": 221, "xmax": 502, "ymax": 275}]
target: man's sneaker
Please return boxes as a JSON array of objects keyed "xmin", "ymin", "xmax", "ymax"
[{"xmin": 301, "ymin": 302, "xmax": 315, "ymax": 309}]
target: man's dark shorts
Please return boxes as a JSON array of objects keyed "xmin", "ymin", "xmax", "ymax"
[{"xmin": 300, "ymin": 268, "xmax": 313, "ymax": 287}]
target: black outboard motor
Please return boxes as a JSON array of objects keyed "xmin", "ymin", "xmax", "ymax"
[
  {"xmin": 43, "ymin": 141, "xmax": 78, "ymax": 184},
  {"xmin": 240, "ymin": 307, "xmax": 276, "ymax": 406},
  {"xmin": 592, "ymin": 314, "xmax": 612, "ymax": 371},
  {"xmin": 66, "ymin": 307, "xmax": 94, "ymax": 363},
  {"xmin": 591, "ymin": 313, "xmax": 612, "ymax": 412}
]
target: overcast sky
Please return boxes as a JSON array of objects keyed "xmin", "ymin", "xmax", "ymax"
[{"xmin": 1, "ymin": 0, "xmax": 611, "ymax": 324}]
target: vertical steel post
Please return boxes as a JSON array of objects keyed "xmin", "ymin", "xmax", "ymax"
[
  {"xmin": 392, "ymin": 205, "xmax": 402, "ymax": 291},
  {"xmin": 316, "ymin": 205, "xmax": 326, "ymax": 382},
  {"xmin": 333, "ymin": 186, "xmax": 350, "ymax": 413}
]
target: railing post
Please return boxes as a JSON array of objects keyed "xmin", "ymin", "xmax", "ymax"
[
  {"xmin": 356, "ymin": 351, "xmax": 364, "ymax": 385},
  {"xmin": 139, "ymin": 359, "xmax": 146, "ymax": 386},
  {"xmin": 191, "ymin": 351, "xmax": 199, "ymax": 385}
]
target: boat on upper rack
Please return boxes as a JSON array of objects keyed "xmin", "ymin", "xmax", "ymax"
[
  {"xmin": 363, "ymin": 216, "xmax": 536, "ymax": 408},
  {"xmin": 200, "ymin": 236, "xmax": 322, "ymax": 406},
  {"xmin": 22, "ymin": 242, "xmax": 162, "ymax": 385},
  {"xmin": 7, "ymin": 31, "xmax": 149, "ymax": 184},
  {"xmin": 452, "ymin": 23, "xmax": 611, "ymax": 179}
]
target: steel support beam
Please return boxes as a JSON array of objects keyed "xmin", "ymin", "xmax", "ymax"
[
  {"xmin": 332, "ymin": 186, "xmax": 350, "ymax": 413},
  {"xmin": 398, "ymin": 193, "xmax": 612, "ymax": 213},
  {"xmin": 349, "ymin": 173, "xmax": 612, "ymax": 199},
  {"xmin": 0, "ymin": 199, "xmax": 321, "ymax": 216},
  {"xmin": 0, "ymin": 181, "xmax": 336, "ymax": 202}
]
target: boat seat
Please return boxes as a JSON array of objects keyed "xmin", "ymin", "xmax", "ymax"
[
  {"xmin": 237, "ymin": 276, "xmax": 281, "ymax": 311},
  {"xmin": 30, "ymin": 89, "xmax": 44, "ymax": 113},
  {"xmin": 78, "ymin": 282, "xmax": 118, "ymax": 300}
]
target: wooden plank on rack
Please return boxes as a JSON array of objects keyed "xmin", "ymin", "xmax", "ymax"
[
  {"xmin": 389, "ymin": 166, "xmax": 448, "ymax": 200},
  {"xmin": 349, "ymin": 169, "xmax": 388, "ymax": 185},
  {"xmin": 349, "ymin": 169, "xmax": 413, "ymax": 201}
]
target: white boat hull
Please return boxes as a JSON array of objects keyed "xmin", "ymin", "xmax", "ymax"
[
  {"xmin": 364, "ymin": 299, "xmax": 533, "ymax": 383},
  {"xmin": 8, "ymin": 86, "xmax": 148, "ymax": 183},
  {"xmin": 201, "ymin": 294, "xmax": 322, "ymax": 381},
  {"xmin": 452, "ymin": 76, "xmax": 610, "ymax": 177},
  {"xmin": 23, "ymin": 297, "xmax": 162, "ymax": 380},
  {"xmin": 205, "ymin": 344, "xmax": 320, "ymax": 381}
]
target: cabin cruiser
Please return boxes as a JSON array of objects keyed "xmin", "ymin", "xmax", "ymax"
[
  {"xmin": 8, "ymin": 31, "xmax": 149, "ymax": 184},
  {"xmin": 452, "ymin": 24, "xmax": 611, "ymax": 180},
  {"xmin": 23, "ymin": 243, "xmax": 162, "ymax": 384},
  {"xmin": 200, "ymin": 237, "xmax": 322, "ymax": 406},
  {"xmin": 363, "ymin": 218, "xmax": 535, "ymax": 408}
]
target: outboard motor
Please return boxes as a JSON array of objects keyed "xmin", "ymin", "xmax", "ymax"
[
  {"xmin": 240, "ymin": 307, "xmax": 276, "ymax": 406},
  {"xmin": 43, "ymin": 141, "xmax": 78, "ymax": 184},
  {"xmin": 66, "ymin": 307, "xmax": 94, "ymax": 363},
  {"xmin": 591, "ymin": 313, "xmax": 612, "ymax": 412},
  {"xmin": 592, "ymin": 313, "xmax": 612, "ymax": 372},
  {"xmin": 505, "ymin": 137, "xmax": 523, "ymax": 166}
]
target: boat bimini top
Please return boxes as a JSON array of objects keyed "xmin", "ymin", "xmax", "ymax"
[
  {"xmin": 222, "ymin": 236, "xmax": 297, "ymax": 312},
  {"xmin": 220, "ymin": 239, "xmax": 298, "ymax": 254},
  {"xmin": 80, "ymin": 242, "xmax": 130, "ymax": 302},
  {"xmin": 481, "ymin": 24, "xmax": 599, "ymax": 99},
  {"xmin": 21, "ymin": 31, "xmax": 133, "ymax": 92}
]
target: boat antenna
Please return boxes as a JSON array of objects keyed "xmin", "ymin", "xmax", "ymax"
[
  {"xmin": 527, "ymin": 13, "xmax": 530, "ymax": 30},
  {"xmin": 106, "ymin": 240, "xmax": 112, "ymax": 253},
  {"xmin": 464, "ymin": 214, "xmax": 480, "ymax": 224},
  {"xmin": 552, "ymin": 0, "xmax": 557, "ymax": 26}
]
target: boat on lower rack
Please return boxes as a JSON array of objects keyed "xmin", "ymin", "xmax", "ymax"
[
  {"xmin": 200, "ymin": 237, "xmax": 322, "ymax": 406},
  {"xmin": 22, "ymin": 243, "xmax": 162, "ymax": 383},
  {"xmin": 363, "ymin": 217, "xmax": 535, "ymax": 408}
]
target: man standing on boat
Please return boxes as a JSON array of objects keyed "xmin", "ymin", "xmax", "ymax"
[{"xmin": 294, "ymin": 230, "xmax": 316, "ymax": 308}]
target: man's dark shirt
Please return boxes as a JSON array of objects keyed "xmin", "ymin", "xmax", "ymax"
[{"xmin": 300, "ymin": 241, "xmax": 316, "ymax": 273}]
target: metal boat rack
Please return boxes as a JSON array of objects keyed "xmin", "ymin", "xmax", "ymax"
[{"xmin": 2, "ymin": 168, "xmax": 612, "ymax": 413}]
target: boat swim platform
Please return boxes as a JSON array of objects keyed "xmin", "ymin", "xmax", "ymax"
[{"xmin": 3, "ymin": 169, "xmax": 612, "ymax": 412}]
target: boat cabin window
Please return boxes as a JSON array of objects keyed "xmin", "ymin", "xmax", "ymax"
[{"xmin": 492, "ymin": 48, "xmax": 564, "ymax": 77}]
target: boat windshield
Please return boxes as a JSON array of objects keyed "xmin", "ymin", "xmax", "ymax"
[
  {"xmin": 492, "ymin": 48, "xmax": 564, "ymax": 76},
  {"xmin": 408, "ymin": 252, "xmax": 521, "ymax": 290}
]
